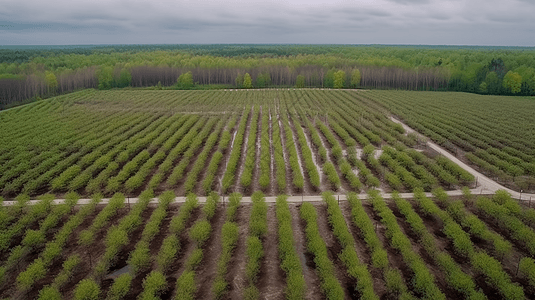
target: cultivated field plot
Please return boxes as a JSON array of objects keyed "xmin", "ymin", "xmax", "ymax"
[
  {"xmin": 365, "ymin": 90, "xmax": 535, "ymax": 192},
  {"xmin": 0, "ymin": 89, "xmax": 476, "ymax": 198},
  {"xmin": 1, "ymin": 190, "xmax": 535, "ymax": 300}
]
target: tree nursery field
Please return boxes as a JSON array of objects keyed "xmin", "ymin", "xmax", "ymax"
[
  {"xmin": 0, "ymin": 89, "xmax": 489, "ymax": 198},
  {"xmin": 1, "ymin": 89, "xmax": 535, "ymax": 299},
  {"xmin": 1, "ymin": 190, "xmax": 535, "ymax": 299}
]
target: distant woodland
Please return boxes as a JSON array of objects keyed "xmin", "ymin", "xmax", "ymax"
[{"xmin": 1, "ymin": 44, "xmax": 534, "ymax": 109}]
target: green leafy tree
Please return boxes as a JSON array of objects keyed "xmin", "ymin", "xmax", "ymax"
[
  {"xmin": 98, "ymin": 66, "xmax": 113, "ymax": 90},
  {"xmin": 295, "ymin": 75, "xmax": 305, "ymax": 88},
  {"xmin": 177, "ymin": 71, "xmax": 194, "ymax": 89},
  {"xmin": 324, "ymin": 69, "xmax": 336, "ymax": 88},
  {"xmin": 235, "ymin": 73, "xmax": 244, "ymax": 88},
  {"xmin": 502, "ymin": 71, "xmax": 522, "ymax": 94},
  {"xmin": 117, "ymin": 68, "xmax": 131, "ymax": 88},
  {"xmin": 333, "ymin": 70, "xmax": 346, "ymax": 89},
  {"xmin": 479, "ymin": 82, "xmax": 487, "ymax": 93},
  {"xmin": 45, "ymin": 71, "xmax": 57, "ymax": 94},
  {"xmin": 484, "ymin": 71, "xmax": 501, "ymax": 94},
  {"xmin": 243, "ymin": 73, "xmax": 253, "ymax": 89},
  {"xmin": 350, "ymin": 69, "xmax": 361, "ymax": 88},
  {"xmin": 256, "ymin": 72, "xmax": 271, "ymax": 87}
]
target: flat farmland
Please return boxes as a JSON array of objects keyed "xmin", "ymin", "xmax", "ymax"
[
  {"xmin": 0, "ymin": 89, "xmax": 480, "ymax": 198},
  {"xmin": 1, "ymin": 191, "xmax": 535, "ymax": 299},
  {"xmin": 2, "ymin": 89, "xmax": 535, "ymax": 299}
]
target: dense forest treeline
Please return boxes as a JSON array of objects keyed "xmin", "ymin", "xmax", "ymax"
[{"xmin": 1, "ymin": 44, "xmax": 534, "ymax": 109}]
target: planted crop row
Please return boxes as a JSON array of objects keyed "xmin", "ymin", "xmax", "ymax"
[
  {"xmin": 77, "ymin": 193, "xmax": 125, "ymax": 250},
  {"xmin": 346, "ymin": 193, "xmax": 413, "ymax": 298},
  {"xmin": 146, "ymin": 116, "xmax": 207, "ymax": 190},
  {"xmin": 413, "ymin": 189, "xmax": 524, "ymax": 299},
  {"xmin": 183, "ymin": 116, "xmax": 228, "ymax": 193},
  {"xmin": 37, "ymin": 254, "xmax": 82, "ymax": 299},
  {"xmin": 241, "ymin": 106, "xmax": 261, "ymax": 190},
  {"xmin": 156, "ymin": 193, "xmax": 198, "ymax": 273},
  {"xmin": 16, "ymin": 193, "xmax": 100, "ymax": 292},
  {"xmin": 244, "ymin": 192, "xmax": 268, "ymax": 299},
  {"xmin": 0, "ymin": 194, "xmax": 53, "ymax": 252},
  {"xmin": 323, "ymin": 192, "xmax": 378, "ymax": 300},
  {"xmin": 128, "ymin": 190, "xmax": 175, "ymax": 274},
  {"xmin": 167, "ymin": 117, "xmax": 220, "ymax": 186},
  {"xmin": 222, "ymin": 106, "xmax": 251, "ymax": 193},
  {"xmin": 174, "ymin": 193, "xmax": 219, "ymax": 300},
  {"xmin": 433, "ymin": 188, "xmax": 512, "ymax": 258},
  {"xmin": 406, "ymin": 149, "xmax": 459, "ymax": 186},
  {"xmin": 201, "ymin": 115, "xmax": 239, "ymax": 194},
  {"xmin": 82, "ymin": 115, "xmax": 169, "ymax": 194},
  {"xmin": 391, "ymin": 192, "xmax": 487, "ymax": 299},
  {"xmin": 367, "ymin": 190, "xmax": 446, "ymax": 300},
  {"xmin": 383, "ymin": 146, "xmax": 437, "ymax": 190},
  {"xmin": 291, "ymin": 114, "xmax": 320, "ymax": 188},
  {"xmin": 475, "ymin": 195, "xmax": 535, "ymax": 256},
  {"xmin": 491, "ymin": 190, "xmax": 535, "ymax": 228},
  {"xmin": 317, "ymin": 120, "xmax": 343, "ymax": 161},
  {"xmin": 93, "ymin": 190, "xmax": 154, "ymax": 279},
  {"xmin": 0, "ymin": 194, "xmax": 73, "ymax": 284},
  {"xmin": 212, "ymin": 193, "xmax": 241, "ymax": 298},
  {"xmin": 258, "ymin": 108, "xmax": 271, "ymax": 190},
  {"xmin": 275, "ymin": 195, "xmax": 306, "ymax": 299},
  {"xmin": 281, "ymin": 113, "xmax": 304, "ymax": 190},
  {"xmin": 272, "ymin": 112, "xmax": 286, "ymax": 193},
  {"xmin": 339, "ymin": 158, "xmax": 363, "ymax": 191},
  {"xmin": 300, "ymin": 202, "xmax": 344, "ymax": 299}
]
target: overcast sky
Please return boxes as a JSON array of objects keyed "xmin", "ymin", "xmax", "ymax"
[{"xmin": 1, "ymin": 0, "xmax": 534, "ymax": 46}]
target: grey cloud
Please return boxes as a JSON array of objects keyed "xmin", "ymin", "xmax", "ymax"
[
  {"xmin": 0, "ymin": 0, "xmax": 533, "ymax": 45},
  {"xmin": 384, "ymin": 0, "xmax": 430, "ymax": 4}
]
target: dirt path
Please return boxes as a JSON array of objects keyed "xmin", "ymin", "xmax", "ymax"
[{"xmin": 389, "ymin": 117, "xmax": 535, "ymax": 200}]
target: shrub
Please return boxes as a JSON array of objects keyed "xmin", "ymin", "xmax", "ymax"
[
  {"xmin": 139, "ymin": 271, "xmax": 167, "ymax": 299},
  {"xmin": 106, "ymin": 273, "xmax": 132, "ymax": 300},
  {"xmin": 38, "ymin": 286, "xmax": 62, "ymax": 300},
  {"xmin": 74, "ymin": 279, "xmax": 100, "ymax": 300},
  {"xmin": 175, "ymin": 270, "xmax": 196, "ymax": 300},
  {"xmin": 156, "ymin": 235, "xmax": 179, "ymax": 272}
]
